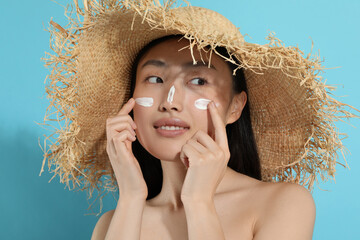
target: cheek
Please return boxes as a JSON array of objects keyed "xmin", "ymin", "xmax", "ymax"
[
  {"xmin": 133, "ymin": 105, "xmax": 153, "ymax": 143},
  {"xmin": 132, "ymin": 86, "xmax": 157, "ymax": 128},
  {"xmin": 134, "ymin": 97, "xmax": 153, "ymax": 107},
  {"xmin": 133, "ymin": 105, "xmax": 146, "ymax": 121},
  {"xmin": 185, "ymin": 94, "xmax": 213, "ymax": 131},
  {"xmin": 186, "ymin": 93, "xmax": 229, "ymax": 135},
  {"xmin": 188, "ymin": 90, "xmax": 224, "ymax": 111}
]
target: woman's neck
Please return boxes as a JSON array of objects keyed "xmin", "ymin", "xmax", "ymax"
[
  {"xmin": 151, "ymin": 159, "xmax": 187, "ymax": 210},
  {"xmin": 147, "ymin": 158, "xmax": 238, "ymax": 211}
]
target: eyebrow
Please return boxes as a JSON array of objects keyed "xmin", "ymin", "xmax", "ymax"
[
  {"xmin": 141, "ymin": 59, "xmax": 216, "ymax": 70},
  {"xmin": 141, "ymin": 59, "xmax": 166, "ymax": 69},
  {"xmin": 184, "ymin": 61, "xmax": 216, "ymax": 70}
]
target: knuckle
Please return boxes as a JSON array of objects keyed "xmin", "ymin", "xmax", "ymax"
[
  {"xmin": 127, "ymin": 121, "xmax": 134, "ymax": 129},
  {"xmin": 205, "ymin": 152, "xmax": 215, "ymax": 160},
  {"xmin": 113, "ymin": 132, "xmax": 126, "ymax": 142},
  {"xmin": 195, "ymin": 130, "xmax": 204, "ymax": 136},
  {"xmin": 106, "ymin": 117, "xmax": 112, "ymax": 125},
  {"xmin": 181, "ymin": 143, "xmax": 189, "ymax": 151},
  {"xmin": 224, "ymin": 150, "xmax": 230, "ymax": 159},
  {"xmin": 216, "ymin": 151, "xmax": 224, "ymax": 159},
  {"xmin": 126, "ymin": 115, "xmax": 133, "ymax": 122}
]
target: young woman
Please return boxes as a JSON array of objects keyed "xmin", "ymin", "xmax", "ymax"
[
  {"xmin": 41, "ymin": 1, "xmax": 357, "ymax": 240},
  {"xmin": 91, "ymin": 36, "xmax": 315, "ymax": 239}
]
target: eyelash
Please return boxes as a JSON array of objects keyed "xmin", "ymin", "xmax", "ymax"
[
  {"xmin": 189, "ymin": 78, "xmax": 208, "ymax": 86},
  {"xmin": 145, "ymin": 76, "xmax": 208, "ymax": 86},
  {"xmin": 146, "ymin": 76, "xmax": 163, "ymax": 84}
]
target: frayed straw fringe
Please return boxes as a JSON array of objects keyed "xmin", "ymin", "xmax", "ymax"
[{"xmin": 38, "ymin": 0, "xmax": 359, "ymax": 212}]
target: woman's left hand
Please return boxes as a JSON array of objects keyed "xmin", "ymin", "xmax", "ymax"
[{"xmin": 180, "ymin": 101, "xmax": 231, "ymax": 203}]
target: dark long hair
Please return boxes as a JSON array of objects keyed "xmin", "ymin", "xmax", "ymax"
[{"xmin": 129, "ymin": 35, "xmax": 261, "ymax": 200}]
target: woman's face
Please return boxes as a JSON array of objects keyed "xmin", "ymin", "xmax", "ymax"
[{"xmin": 132, "ymin": 38, "xmax": 245, "ymax": 161}]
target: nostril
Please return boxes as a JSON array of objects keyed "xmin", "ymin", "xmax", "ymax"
[
  {"xmin": 159, "ymin": 97, "xmax": 182, "ymax": 112},
  {"xmin": 161, "ymin": 106, "xmax": 177, "ymax": 112}
]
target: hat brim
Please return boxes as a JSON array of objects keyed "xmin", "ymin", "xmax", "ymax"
[{"xmin": 40, "ymin": 0, "xmax": 356, "ymax": 194}]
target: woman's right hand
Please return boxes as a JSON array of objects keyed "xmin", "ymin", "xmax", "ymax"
[{"xmin": 106, "ymin": 98, "xmax": 148, "ymax": 201}]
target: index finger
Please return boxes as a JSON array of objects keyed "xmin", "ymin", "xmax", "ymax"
[
  {"xmin": 208, "ymin": 101, "xmax": 228, "ymax": 148},
  {"xmin": 117, "ymin": 98, "xmax": 135, "ymax": 115}
]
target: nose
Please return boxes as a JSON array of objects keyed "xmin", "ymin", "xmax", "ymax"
[{"xmin": 158, "ymin": 83, "xmax": 183, "ymax": 112}]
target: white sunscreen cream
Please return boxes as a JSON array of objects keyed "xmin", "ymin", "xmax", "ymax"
[
  {"xmin": 194, "ymin": 98, "xmax": 219, "ymax": 110},
  {"xmin": 194, "ymin": 98, "xmax": 211, "ymax": 110},
  {"xmin": 135, "ymin": 97, "xmax": 153, "ymax": 107},
  {"xmin": 167, "ymin": 85, "xmax": 175, "ymax": 104}
]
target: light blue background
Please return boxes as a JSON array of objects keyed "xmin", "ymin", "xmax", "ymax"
[{"xmin": 0, "ymin": 0, "xmax": 359, "ymax": 239}]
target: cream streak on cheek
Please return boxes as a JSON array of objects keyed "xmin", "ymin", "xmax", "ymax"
[
  {"xmin": 135, "ymin": 97, "xmax": 153, "ymax": 107},
  {"xmin": 194, "ymin": 98, "xmax": 219, "ymax": 110},
  {"xmin": 194, "ymin": 98, "xmax": 211, "ymax": 110}
]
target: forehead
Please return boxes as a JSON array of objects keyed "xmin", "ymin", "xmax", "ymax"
[{"xmin": 137, "ymin": 38, "xmax": 231, "ymax": 73}]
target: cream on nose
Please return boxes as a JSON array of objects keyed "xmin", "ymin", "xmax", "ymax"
[{"xmin": 167, "ymin": 85, "xmax": 175, "ymax": 104}]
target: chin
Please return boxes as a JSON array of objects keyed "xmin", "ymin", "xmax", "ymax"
[
  {"xmin": 147, "ymin": 144, "xmax": 182, "ymax": 162},
  {"xmin": 135, "ymin": 125, "xmax": 194, "ymax": 161},
  {"xmin": 138, "ymin": 137, "xmax": 182, "ymax": 161}
]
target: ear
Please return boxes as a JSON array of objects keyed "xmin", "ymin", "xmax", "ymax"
[{"xmin": 226, "ymin": 91, "xmax": 247, "ymax": 125}]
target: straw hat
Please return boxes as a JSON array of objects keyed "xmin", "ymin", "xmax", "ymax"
[{"xmin": 40, "ymin": 0, "xmax": 358, "ymax": 196}]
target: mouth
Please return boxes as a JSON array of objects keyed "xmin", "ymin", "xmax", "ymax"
[
  {"xmin": 153, "ymin": 118, "xmax": 190, "ymax": 137},
  {"xmin": 155, "ymin": 126, "xmax": 189, "ymax": 130}
]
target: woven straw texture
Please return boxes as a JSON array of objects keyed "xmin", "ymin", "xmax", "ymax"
[{"xmin": 39, "ymin": 0, "xmax": 358, "ymax": 198}]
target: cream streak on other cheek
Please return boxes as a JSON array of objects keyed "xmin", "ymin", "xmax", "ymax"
[
  {"xmin": 194, "ymin": 98, "xmax": 219, "ymax": 110},
  {"xmin": 135, "ymin": 97, "xmax": 153, "ymax": 107}
]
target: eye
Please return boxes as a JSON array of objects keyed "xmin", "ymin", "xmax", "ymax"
[
  {"xmin": 147, "ymin": 76, "xmax": 163, "ymax": 83},
  {"xmin": 190, "ymin": 78, "xmax": 207, "ymax": 86}
]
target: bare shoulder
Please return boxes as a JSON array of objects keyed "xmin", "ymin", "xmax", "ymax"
[
  {"xmin": 91, "ymin": 209, "xmax": 115, "ymax": 240},
  {"xmin": 252, "ymin": 181, "xmax": 316, "ymax": 240},
  {"xmin": 254, "ymin": 181, "xmax": 315, "ymax": 210}
]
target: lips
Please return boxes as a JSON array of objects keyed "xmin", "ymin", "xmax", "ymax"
[
  {"xmin": 153, "ymin": 118, "xmax": 190, "ymax": 129},
  {"xmin": 153, "ymin": 118, "xmax": 190, "ymax": 138}
]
